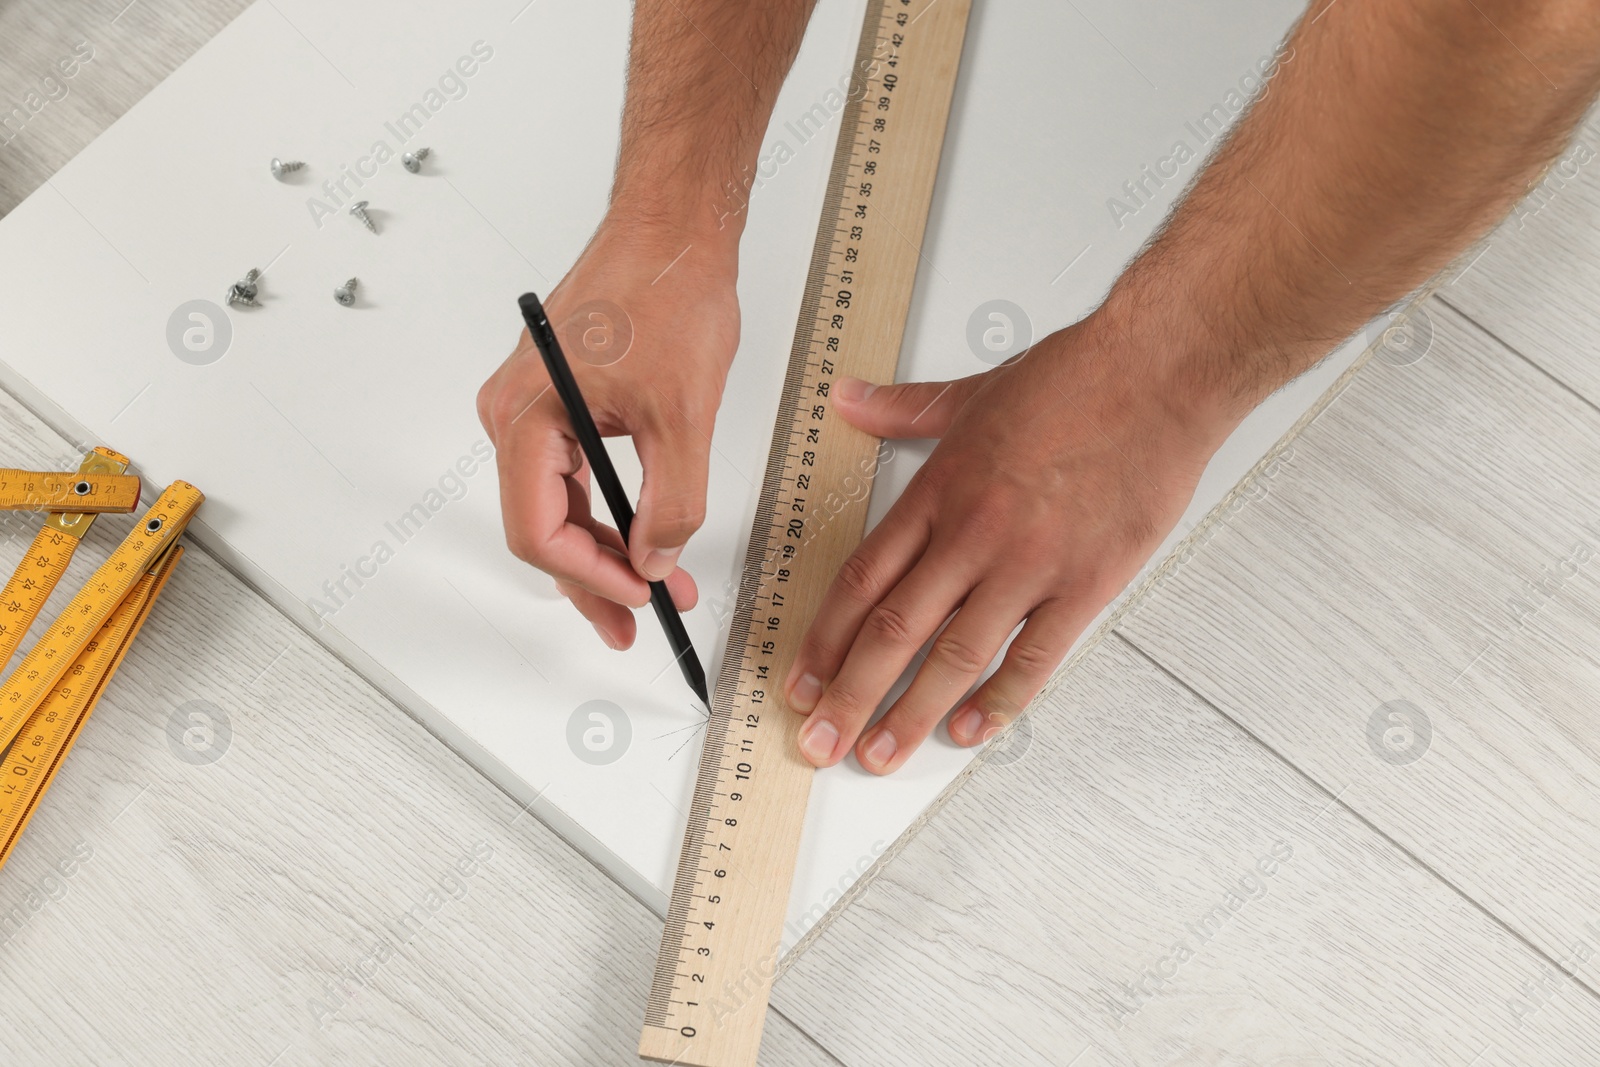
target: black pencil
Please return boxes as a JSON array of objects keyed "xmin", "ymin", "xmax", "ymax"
[{"xmin": 517, "ymin": 292, "xmax": 709, "ymax": 707}]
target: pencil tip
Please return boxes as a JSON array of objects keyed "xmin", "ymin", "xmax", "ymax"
[{"xmin": 682, "ymin": 649, "xmax": 710, "ymax": 709}]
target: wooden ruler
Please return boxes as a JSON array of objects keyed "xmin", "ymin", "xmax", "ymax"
[
  {"xmin": 0, "ymin": 477, "xmax": 203, "ymax": 870},
  {"xmin": 638, "ymin": 1, "xmax": 971, "ymax": 1063},
  {"xmin": 0, "ymin": 466, "xmax": 140, "ymax": 513}
]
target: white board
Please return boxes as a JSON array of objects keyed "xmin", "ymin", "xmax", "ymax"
[{"xmin": 0, "ymin": 0, "xmax": 1363, "ymax": 941}]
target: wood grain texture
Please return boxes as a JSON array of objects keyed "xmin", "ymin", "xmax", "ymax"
[
  {"xmin": 1442, "ymin": 105, "xmax": 1600, "ymax": 407},
  {"xmin": 1119, "ymin": 299, "xmax": 1600, "ymax": 1010},
  {"xmin": 0, "ymin": 0, "xmax": 252, "ymax": 217},
  {"xmin": 0, "ymin": 397, "xmax": 835, "ymax": 1064},
  {"xmin": 773, "ymin": 635, "xmax": 1600, "ymax": 1066}
]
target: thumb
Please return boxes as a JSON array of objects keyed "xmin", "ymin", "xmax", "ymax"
[
  {"xmin": 630, "ymin": 415, "xmax": 713, "ymax": 581},
  {"xmin": 833, "ymin": 374, "xmax": 983, "ymax": 439}
]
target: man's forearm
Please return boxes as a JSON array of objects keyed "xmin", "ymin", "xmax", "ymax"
[
  {"xmin": 608, "ymin": 0, "xmax": 820, "ymax": 248},
  {"xmin": 1102, "ymin": 0, "xmax": 1600, "ymax": 436}
]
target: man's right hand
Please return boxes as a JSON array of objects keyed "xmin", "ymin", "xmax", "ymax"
[
  {"xmin": 477, "ymin": 0, "xmax": 819, "ymax": 650},
  {"xmin": 476, "ymin": 215, "xmax": 740, "ymax": 651}
]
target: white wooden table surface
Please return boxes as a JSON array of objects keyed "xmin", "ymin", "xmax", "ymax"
[{"xmin": 2, "ymin": 3, "xmax": 1598, "ymax": 1065}]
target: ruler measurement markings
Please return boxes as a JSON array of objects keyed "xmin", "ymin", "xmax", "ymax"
[
  {"xmin": 0, "ymin": 464, "xmax": 198, "ymax": 873},
  {"xmin": 642, "ymin": 0, "xmax": 969, "ymax": 1062},
  {"xmin": 0, "ymin": 468, "xmax": 140, "ymax": 513},
  {"xmin": 0, "ymin": 545, "xmax": 183, "ymax": 865},
  {"xmin": 0, "ymin": 482, "xmax": 201, "ymax": 751},
  {"xmin": 0, "ymin": 450, "xmax": 133, "ymax": 669}
]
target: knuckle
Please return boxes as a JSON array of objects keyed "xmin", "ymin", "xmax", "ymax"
[
  {"xmin": 649, "ymin": 496, "xmax": 706, "ymax": 540},
  {"xmin": 834, "ymin": 553, "xmax": 885, "ymax": 605},
  {"xmin": 930, "ymin": 632, "xmax": 988, "ymax": 676},
  {"xmin": 822, "ymin": 679, "xmax": 869, "ymax": 719},
  {"xmin": 504, "ymin": 532, "xmax": 542, "ymax": 567},
  {"xmin": 1006, "ymin": 635, "xmax": 1061, "ymax": 682},
  {"xmin": 887, "ymin": 386, "xmax": 927, "ymax": 422},
  {"xmin": 862, "ymin": 602, "xmax": 916, "ymax": 647},
  {"xmin": 487, "ymin": 391, "xmax": 534, "ymax": 432},
  {"xmin": 505, "ymin": 532, "xmax": 558, "ymax": 575}
]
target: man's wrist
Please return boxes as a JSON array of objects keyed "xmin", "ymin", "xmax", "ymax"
[
  {"xmin": 1077, "ymin": 286, "xmax": 1254, "ymax": 460},
  {"xmin": 607, "ymin": 160, "xmax": 753, "ymax": 259},
  {"xmin": 564, "ymin": 192, "xmax": 743, "ymax": 318}
]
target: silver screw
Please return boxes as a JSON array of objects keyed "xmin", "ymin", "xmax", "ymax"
[
  {"xmin": 401, "ymin": 147, "xmax": 432, "ymax": 173},
  {"xmin": 334, "ymin": 278, "xmax": 359, "ymax": 307},
  {"xmin": 270, "ymin": 157, "xmax": 305, "ymax": 180},
  {"xmin": 225, "ymin": 268, "xmax": 261, "ymax": 308},
  {"xmin": 349, "ymin": 200, "xmax": 377, "ymax": 234}
]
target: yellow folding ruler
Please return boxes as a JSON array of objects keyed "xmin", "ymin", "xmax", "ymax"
[
  {"xmin": 0, "ymin": 463, "xmax": 141, "ymax": 513},
  {"xmin": 0, "ymin": 448, "xmax": 202, "ymax": 869}
]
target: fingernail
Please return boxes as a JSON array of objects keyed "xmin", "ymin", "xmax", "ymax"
[
  {"xmin": 788, "ymin": 672, "xmax": 824, "ymax": 713},
  {"xmin": 836, "ymin": 377, "xmax": 875, "ymax": 403},
  {"xmin": 950, "ymin": 705, "xmax": 984, "ymax": 743},
  {"xmin": 592, "ymin": 622, "xmax": 620, "ymax": 650},
  {"xmin": 642, "ymin": 547, "xmax": 681, "ymax": 581},
  {"xmin": 862, "ymin": 729, "xmax": 897, "ymax": 770},
  {"xmin": 799, "ymin": 717, "xmax": 839, "ymax": 765}
]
